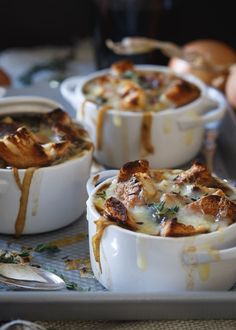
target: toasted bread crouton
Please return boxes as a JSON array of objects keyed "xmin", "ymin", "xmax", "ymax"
[
  {"xmin": 175, "ymin": 162, "xmax": 216, "ymax": 186},
  {"xmin": 104, "ymin": 197, "xmax": 137, "ymax": 230},
  {"xmin": 162, "ymin": 79, "xmax": 200, "ymax": 107},
  {"xmin": 191, "ymin": 185, "xmax": 224, "ymax": 197},
  {"xmin": 118, "ymin": 160, "xmax": 149, "ymax": 182},
  {"xmin": 46, "ymin": 109, "xmax": 89, "ymax": 143},
  {"xmin": 212, "ymin": 189, "xmax": 226, "ymax": 197},
  {"xmin": 104, "ymin": 197, "xmax": 128, "ymax": 224},
  {"xmin": 115, "ymin": 161, "xmax": 159, "ymax": 207},
  {"xmin": 44, "ymin": 108, "xmax": 71, "ymax": 126},
  {"xmin": 115, "ymin": 177, "xmax": 144, "ymax": 208},
  {"xmin": 185, "ymin": 195, "xmax": 236, "ymax": 223},
  {"xmin": 96, "ymin": 75, "xmax": 112, "ymax": 85},
  {"xmin": 160, "ymin": 192, "xmax": 190, "ymax": 209},
  {"xmin": 0, "ymin": 127, "xmax": 51, "ymax": 168},
  {"xmin": 118, "ymin": 80, "xmax": 146, "ymax": 111},
  {"xmin": 115, "ymin": 173, "xmax": 159, "ymax": 208},
  {"xmin": 111, "ymin": 60, "xmax": 134, "ymax": 77},
  {"xmin": 0, "ymin": 126, "xmax": 71, "ymax": 168},
  {"xmin": 161, "ymin": 218, "xmax": 208, "ymax": 237},
  {"xmin": 134, "ymin": 172, "xmax": 158, "ymax": 201}
]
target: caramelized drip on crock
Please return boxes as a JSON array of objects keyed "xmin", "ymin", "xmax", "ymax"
[{"xmin": 14, "ymin": 168, "xmax": 36, "ymax": 237}]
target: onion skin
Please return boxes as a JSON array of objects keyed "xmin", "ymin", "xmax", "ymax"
[
  {"xmin": 226, "ymin": 67, "xmax": 236, "ymax": 108},
  {"xmin": 168, "ymin": 39, "xmax": 236, "ymax": 91},
  {"xmin": 0, "ymin": 68, "xmax": 11, "ymax": 87}
]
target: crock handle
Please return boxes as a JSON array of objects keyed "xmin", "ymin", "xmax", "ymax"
[
  {"xmin": 60, "ymin": 76, "xmax": 85, "ymax": 107},
  {"xmin": 183, "ymin": 246, "xmax": 236, "ymax": 265},
  {"xmin": 177, "ymin": 87, "xmax": 227, "ymax": 130},
  {"xmin": 86, "ymin": 170, "xmax": 119, "ymax": 195}
]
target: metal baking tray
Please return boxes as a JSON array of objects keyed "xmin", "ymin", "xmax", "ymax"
[{"xmin": 1, "ymin": 85, "xmax": 236, "ymax": 321}]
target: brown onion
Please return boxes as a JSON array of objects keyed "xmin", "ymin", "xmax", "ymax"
[
  {"xmin": 225, "ymin": 65, "xmax": 236, "ymax": 108},
  {"xmin": 168, "ymin": 39, "xmax": 236, "ymax": 91},
  {"xmin": 0, "ymin": 68, "xmax": 11, "ymax": 87}
]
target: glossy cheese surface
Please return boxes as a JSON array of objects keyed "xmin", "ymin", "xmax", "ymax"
[
  {"xmin": 93, "ymin": 162, "xmax": 236, "ymax": 237},
  {"xmin": 83, "ymin": 61, "xmax": 201, "ymax": 112}
]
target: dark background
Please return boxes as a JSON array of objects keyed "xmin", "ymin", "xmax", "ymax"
[{"xmin": 1, "ymin": 0, "xmax": 236, "ymax": 68}]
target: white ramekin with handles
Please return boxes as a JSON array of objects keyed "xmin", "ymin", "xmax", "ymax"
[
  {"xmin": 0, "ymin": 96, "xmax": 93, "ymax": 235},
  {"xmin": 86, "ymin": 170, "xmax": 236, "ymax": 292},
  {"xmin": 61, "ymin": 65, "xmax": 227, "ymax": 169}
]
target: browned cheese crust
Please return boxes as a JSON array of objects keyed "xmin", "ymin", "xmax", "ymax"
[
  {"xmin": 176, "ymin": 162, "xmax": 219, "ymax": 187},
  {"xmin": 95, "ymin": 160, "xmax": 236, "ymax": 238},
  {"xmin": 0, "ymin": 108, "xmax": 91, "ymax": 169},
  {"xmin": 163, "ymin": 79, "xmax": 200, "ymax": 107},
  {"xmin": 118, "ymin": 159, "xmax": 149, "ymax": 182},
  {"xmin": 185, "ymin": 194, "xmax": 236, "ymax": 224},
  {"xmin": 111, "ymin": 60, "xmax": 134, "ymax": 77},
  {"xmin": 161, "ymin": 218, "xmax": 208, "ymax": 237},
  {"xmin": 104, "ymin": 196, "xmax": 137, "ymax": 230},
  {"xmin": 0, "ymin": 127, "xmax": 52, "ymax": 168}
]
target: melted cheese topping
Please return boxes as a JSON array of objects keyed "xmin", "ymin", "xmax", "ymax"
[
  {"xmin": 83, "ymin": 70, "xmax": 200, "ymax": 112},
  {"xmin": 0, "ymin": 111, "xmax": 92, "ymax": 169},
  {"xmin": 94, "ymin": 168, "xmax": 236, "ymax": 237}
]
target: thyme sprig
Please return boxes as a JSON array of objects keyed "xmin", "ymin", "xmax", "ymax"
[
  {"xmin": 149, "ymin": 201, "xmax": 179, "ymax": 223},
  {"xmin": 34, "ymin": 243, "xmax": 60, "ymax": 253},
  {"xmin": 96, "ymin": 190, "xmax": 107, "ymax": 200}
]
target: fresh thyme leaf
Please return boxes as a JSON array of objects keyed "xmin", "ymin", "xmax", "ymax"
[
  {"xmin": 18, "ymin": 250, "xmax": 31, "ymax": 258},
  {"xmin": 149, "ymin": 202, "xmax": 179, "ymax": 223},
  {"xmin": 0, "ymin": 250, "xmax": 30, "ymax": 264},
  {"xmin": 122, "ymin": 70, "xmax": 135, "ymax": 79},
  {"xmin": 66, "ymin": 281, "xmax": 78, "ymax": 290},
  {"xmin": 0, "ymin": 253, "xmax": 17, "ymax": 264},
  {"xmin": 169, "ymin": 205, "xmax": 179, "ymax": 213},
  {"xmin": 153, "ymin": 201, "xmax": 165, "ymax": 212},
  {"xmin": 34, "ymin": 243, "xmax": 60, "ymax": 253},
  {"xmin": 96, "ymin": 190, "xmax": 107, "ymax": 200},
  {"xmin": 96, "ymin": 96, "xmax": 107, "ymax": 105},
  {"xmin": 48, "ymin": 269, "xmax": 80, "ymax": 291}
]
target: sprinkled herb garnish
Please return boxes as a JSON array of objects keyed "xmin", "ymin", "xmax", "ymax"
[
  {"xmin": 64, "ymin": 280, "xmax": 78, "ymax": 291},
  {"xmin": 0, "ymin": 250, "xmax": 30, "ymax": 264},
  {"xmin": 149, "ymin": 202, "xmax": 179, "ymax": 223},
  {"xmin": 0, "ymin": 252, "xmax": 17, "ymax": 264},
  {"xmin": 49, "ymin": 269, "xmax": 91, "ymax": 291},
  {"xmin": 18, "ymin": 250, "xmax": 31, "ymax": 258},
  {"xmin": 34, "ymin": 243, "xmax": 60, "ymax": 253},
  {"xmin": 47, "ymin": 269, "xmax": 77, "ymax": 290},
  {"xmin": 122, "ymin": 70, "xmax": 135, "ymax": 79},
  {"xmin": 96, "ymin": 96, "xmax": 107, "ymax": 105},
  {"xmin": 96, "ymin": 190, "xmax": 107, "ymax": 200}
]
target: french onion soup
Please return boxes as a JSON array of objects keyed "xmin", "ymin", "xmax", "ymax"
[
  {"xmin": 0, "ymin": 108, "xmax": 93, "ymax": 236},
  {"xmin": 92, "ymin": 160, "xmax": 236, "ymax": 267},
  {"xmin": 83, "ymin": 60, "xmax": 201, "ymax": 112},
  {"xmin": 0, "ymin": 108, "xmax": 93, "ymax": 169},
  {"xmin": 82, "ymin": 60, "xmax": 201, "ymax": 153}
]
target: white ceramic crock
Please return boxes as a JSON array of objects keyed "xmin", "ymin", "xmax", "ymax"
[
  {"xmin": 61, "ymin": 66, "xmax": 227, "ymax": 169},
  {"xmin": 86, "ymin": 171, "xmax": 236, "ymax": 292},
  {"xmin": 0, "ymin": 96, "xmax": 93, "ymax": 234}
]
